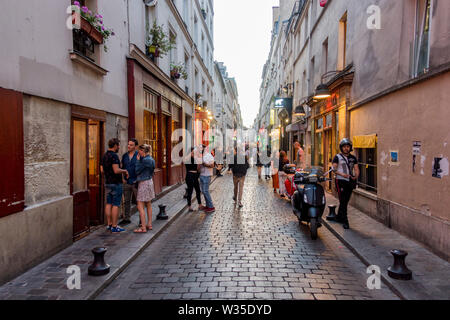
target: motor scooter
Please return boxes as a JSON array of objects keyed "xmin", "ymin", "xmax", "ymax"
[{"xmin": 290, "ymin": 166, "xmax": 332, "ymax": 240}]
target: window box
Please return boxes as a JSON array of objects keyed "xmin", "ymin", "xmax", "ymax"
[{"xmin": 77, "ymin": 15, "xmax": 104, "ymax": 44}]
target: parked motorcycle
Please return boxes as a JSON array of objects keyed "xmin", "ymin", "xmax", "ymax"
[{"xmin": 289, "ymin": 166, "xmax": 332, "ymax": 240}]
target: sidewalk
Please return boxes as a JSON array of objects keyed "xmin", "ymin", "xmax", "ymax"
[
  {"xmin": 323, "ymin": 193, "xmax": 450, "ymax": 300},
  {"xmin": 0, "ymin": 176, "xmax": 220, "ymax": 300}
]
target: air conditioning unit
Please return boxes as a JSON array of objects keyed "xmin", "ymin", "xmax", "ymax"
[{"xmin": 144, "ymin": 0, "xmax": 158, "ymax": 7}]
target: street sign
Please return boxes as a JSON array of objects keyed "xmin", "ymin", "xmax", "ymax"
[{"xmin": 274, "ymin": 97, "xmax": 293, "ymax": 109}]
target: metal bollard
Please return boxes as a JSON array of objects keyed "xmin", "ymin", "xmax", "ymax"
[
  {"xmin": 387, "ymin": 249, "xmax": 412, "ymax": 280},
  {"xmin": 326, "ymin": 205, "xmax": 338, "ymax": 221},
  {"xmin": 88, "ymin": 247, "xmax": 110, "ymax": 276},
  {"xmin": 157, "ymin": 204, "xmax": 169, "ymax": 220}
]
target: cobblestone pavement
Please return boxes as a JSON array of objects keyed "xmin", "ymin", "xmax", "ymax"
[{"xmin": 97, "ymin": 168, "xmax": 398, "ymax": 300}]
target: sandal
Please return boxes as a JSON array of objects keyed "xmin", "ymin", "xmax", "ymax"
[
  {"xmin": 146, "ymin": 225, "xmax": 153, "ymax": 231},
  {"xmin": 133, "ymin": 227, "xmax": 147, "ymax": 233}
]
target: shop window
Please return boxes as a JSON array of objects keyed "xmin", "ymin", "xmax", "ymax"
[
  {"xmin": 356, "ymin": 148, "xmax": 377, "ymax": 193},
  {"xmin": 144, "ymin": 110, "xmax": 158, "ymax": 165}
]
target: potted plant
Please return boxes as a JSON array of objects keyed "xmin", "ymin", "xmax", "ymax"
[
  {"xmin": 146, "ymin": 21, "xmax": 176, "ymax": 59},
  {"xmin": 72, "ymin": 1, "xmax": 115, "ymax": 52},
  {"xmin": 170, "ymin": 63, "xmax": 188, "ymax": 80}
]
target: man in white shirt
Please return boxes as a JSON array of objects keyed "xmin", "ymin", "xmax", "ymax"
[{"xmin": 199, "ymin": 144, "xmax": 215, "ymax": 213}]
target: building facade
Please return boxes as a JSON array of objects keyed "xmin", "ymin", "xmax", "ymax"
[
  {"xmin": 0, "ymin": 0, "xmax": 235, "ymax": 284},
  {"xmin": 256, "ymin": 0, "xmax": 450, "ymax": 260}
]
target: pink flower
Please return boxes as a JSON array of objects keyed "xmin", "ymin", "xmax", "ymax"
[
  {"xmin": 81, "ymin": 6, "xmax": 88, "ymax": 13},
  {"xmin": 101, "ymin": 26, "xmax": 105, "ymax": 31},
  {"xmin": 99, "ymin": 20, "xmax": 103, "ymax": 24},
  {"xmin": 74, "ymin": 1, "xmax": 80, "ymax": 6},
  {"xmin": 88, "ymin": 10, "xmax": 92, "ymax": 15},
  {"xmin": 98, "ymin": 14, "xmax": 103, "ymax": 19}
]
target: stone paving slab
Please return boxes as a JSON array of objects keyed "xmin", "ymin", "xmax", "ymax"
[
  {"xmin": 0, "ymin": 177, "xmax": 219, "ymax": 300},
  {"xmin": 96, "ymin": 169, "xmax": 398, "ymax": 300},
  {"xmin": 323, "ymin": 193, "xmax": 450, "ymax": 300}
]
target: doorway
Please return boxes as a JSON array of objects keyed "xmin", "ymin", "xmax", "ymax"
[
  {"xmin": 71, "ymin": 115, "xmax": 104, "ymax": 239},
  {"xmin": 324, "ymin": 129, "xmax": 333, "ymax": 191}
]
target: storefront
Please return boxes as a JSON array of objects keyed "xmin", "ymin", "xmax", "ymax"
[
  {"xmin": 127, "ymin": 45, "xmax": 194, "ymax": 194},
  {"xmin": 311, "ymin": 72, "xmax": 353, "ymax": 191}
]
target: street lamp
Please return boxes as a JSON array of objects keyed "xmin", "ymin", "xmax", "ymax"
[{"xmin": 314, "ymin": 70, "xmax": 343, "ymax": 100}]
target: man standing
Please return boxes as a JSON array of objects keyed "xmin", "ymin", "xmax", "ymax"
[
  {"xmin": 331, "ymin": 138, "xmax": 360, "ymax": 229},
  {"xmin": 199, "ymin": 144, "xmax": 216, "ymax": 213},
  {"xmin": 119, "ymin": 139, "xmax": 139, "ymax": 226},
  {"xmin": 228, "ymin": 146, "xmax": 249, "ymax": 208},
  {"xmin": 294, "ymin": 141, "xmax": 305, "ymax": 169},
  {"xmin": 101, "ymin": 138, "xmax": 129, "ymax": 233}
]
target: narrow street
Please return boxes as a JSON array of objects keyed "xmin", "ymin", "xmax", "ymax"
[{"xmin": 96, "ymin": 168, "xmax": 398, "ymax": 300}]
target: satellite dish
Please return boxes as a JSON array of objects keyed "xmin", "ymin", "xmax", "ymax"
[{"xmin": 144, "ymin": 0, "xmax": 157, "ymax": 6}]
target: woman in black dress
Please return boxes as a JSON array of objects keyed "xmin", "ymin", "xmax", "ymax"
[{"xmin": 184, "ymin": 147, "xmax": 202, "ymax": 211}]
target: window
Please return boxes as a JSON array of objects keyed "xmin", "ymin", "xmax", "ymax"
[
  {"xmin": 414, "ymin": 0, "xmax": 432, "ymax": 76},
  {"xmin": 356, "ymin": 148, "xmax": 377, "ymax": 193},
  {"xmin": 72, "ymin": 0, "xmax": 100, "ymax": 63},
  {"xmin": 169, "ymin": 30, "xmax": 177, "ymax": 67},
  {"xmin": 338, "ymin": 12, "xmax": 347, "ymax": 70},
  {"xmin": 144, "ymin": 90, "xmax": 158, "ymax": 163},
  {"xmin": 322, "ymin": 38, "xmax": 328, "ymax": 75},
  {"xmin": 309, "ymin": 56, "xmax": 315, "ymax": 94}
]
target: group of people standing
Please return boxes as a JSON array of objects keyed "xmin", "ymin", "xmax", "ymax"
[{"xmin": 100, "ymin": 138, "xmax": 155, "ymax": 234}]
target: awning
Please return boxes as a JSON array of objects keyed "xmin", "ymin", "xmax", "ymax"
[
  {"xmin": 286, "ymin": 121, "xmax": 307, "ymax": 133},
  {"xmin": 353, "ymin": 134, "xmax": 377, "ymax": 148}
]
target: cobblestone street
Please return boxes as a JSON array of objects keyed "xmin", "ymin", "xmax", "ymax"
[{"xmin": 97, "ymin": 168, "xmax": 398, "ymax": 300}]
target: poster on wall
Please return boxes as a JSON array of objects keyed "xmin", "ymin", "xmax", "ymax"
[
  {"xmin": 432, "ymin": 157, "xmax": 449, "ymax": 179},
  {"xmin": 389, "ymin": 150, "xmax": 399, "ymax": 166}
]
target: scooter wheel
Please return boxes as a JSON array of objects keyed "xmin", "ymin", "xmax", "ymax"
[{"xmin": 310, "ymin": 218, "xmax": 318, "ymax": 240}]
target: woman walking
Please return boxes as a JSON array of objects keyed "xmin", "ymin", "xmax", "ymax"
[
  {"xmin": 185, "ymin": 147, "xmax": 202, "ymax": 211},
  {"xmin": 134, "ymin": 144, "xmax": 156, "ymax": 233}
]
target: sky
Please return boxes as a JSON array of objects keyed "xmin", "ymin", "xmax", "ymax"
[{"xmin": 214, "ymin": 0, "xmax": 280, "ymax": 128}]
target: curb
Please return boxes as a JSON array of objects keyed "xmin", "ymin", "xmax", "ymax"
[
  {"xmin": 321, "ymin": 219, "xmax": 407, "ymax": 300},
  {"xmin": 87, "ymin": 175, "xmax": 220, "ymax": 300}
]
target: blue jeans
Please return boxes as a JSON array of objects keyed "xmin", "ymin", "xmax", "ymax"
[
  {"xmin": 200, "ymin": 175, "xmax": 213, "ymax": 208},
  {"xmin": 105, "ymin": 184, "xmax": 123, "ymax": 207}
]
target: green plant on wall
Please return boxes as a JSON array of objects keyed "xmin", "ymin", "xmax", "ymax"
[
  {"xmin": 146, "ymin": 21, "xmax": 176, "ymax": 58},
  {"xmin": 170, "ymin": 62, "xmax": 188, "ymax": 80}
]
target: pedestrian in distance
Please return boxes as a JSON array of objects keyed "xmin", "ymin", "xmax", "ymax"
[
  {"xmin": 330, "ymin": 138, "xmax": 360, "ymax": 229},
  {"xmin": 294, "ymin": 141, "xmax": 305, "ymax": 170},
  {"xmin": 256, "ymin": 143, "xmax": 264, "ymax": 180},
  {"xmin": 184, "ymin": 147, "xmax": 203, "ymax": 212},
  {"xmin": 199, "ymin": 144, "xmax": 216, "ymax": 213},
  {"xmin": 264, "ymin": 147, "xmax": 272, "ymax": 180},
  {"xmin": 228, "ymin": 146, "xmax": 250, "ymax": 208},
  {"xmin": 101, "ymin": 138, "xmax": 129, "ymax": 234},
  {"xmin": 278, "ymin": 150, "xmax": 293, "ymax": 198},
  {"xmin": 119, "ymin": 139, "xmax": 139, "ymax": 226},
  {"xmin": 134, "ymin": 144, "xmax": 156, "ymax": 233}
]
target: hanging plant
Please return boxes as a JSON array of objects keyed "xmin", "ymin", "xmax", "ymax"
[
  {"xmin": 170, "ymin": 63, "xmax": 188, "ymax": 80},
  {"xmin": 146, "ymin": 21, "xmax": 176, "ymax": 58},
  {"xmin": 72, "ymin": 1, "xmax": 115, "ymax": 52}
]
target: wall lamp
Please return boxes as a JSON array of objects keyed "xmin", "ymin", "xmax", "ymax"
[{"xmin": 314, "ymin": 70, "xmax": 342, "ymax": 100}]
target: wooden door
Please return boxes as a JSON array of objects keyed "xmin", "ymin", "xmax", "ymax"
[
  {"xmin": 71, "ymin": 118, "xmax": 90, "ymax": 238},
  {"xmin": 324, "ymin": 129, "xmax": 333, "ymax": 190},
  {"xmin": 88, "ymin": 120, "xmax": 103, "ymax": 226}
]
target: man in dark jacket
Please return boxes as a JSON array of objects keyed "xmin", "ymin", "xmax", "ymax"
[{"xmin": 228, "ymin": 147, "xmax": 249, "ymax": 208}]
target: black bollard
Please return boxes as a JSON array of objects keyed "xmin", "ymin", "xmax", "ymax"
[
  {"xmin": 326, "ymin": 205, "xmax": 338, "ymax": 221},
  {"xmin": 88, "ymin": 247, "xmax": 110, "ymax": 276},
  {"xmin": 157, "ymin": 204, "xmax": 169, "ymax": 220},
  {"xmin": 387, "ymin": 249, "xmax": 412, "ymax": 280}
]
